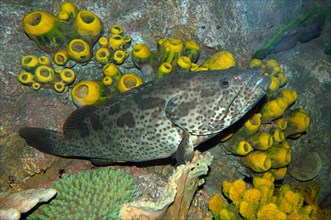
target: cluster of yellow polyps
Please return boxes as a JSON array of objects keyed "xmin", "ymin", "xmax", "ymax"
[
  {"xmin": 208, "ymin": 175, "xmax": 321, "ymax": 220},
  {"xmin": 221, "ymin": 58, "xmax": 310, "ymax": 180},
  {"xmin": 95, "ymin": 24, "xmax": 131, "ymax": 65},
  {"xmin": 19, "ymin": 55, "xmax": 75, "ymax": 93},
  {"xmin": 23, "ymin": 2, "xmax": 103, "ymax": 65}
]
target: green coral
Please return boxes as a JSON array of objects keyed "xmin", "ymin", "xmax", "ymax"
[{"xmin": 28, "ymin": 168, "xmax": 138, "ymax": 219}]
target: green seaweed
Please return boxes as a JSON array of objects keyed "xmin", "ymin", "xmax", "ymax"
[{"xmin": 253, "ymin": 7, "xmax": 326, "ymax": 59}]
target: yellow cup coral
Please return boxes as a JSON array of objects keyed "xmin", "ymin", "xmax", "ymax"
[
  {"xmin": 59, "ymin": 68, "xmax": 75, "ymax": 85},
  {"xmin": 34, "ymin": 65, "xmax": 55, "ymax": 83},
  {"xmin": 117, "ymin": 73, "xmax": 144, "ymax": 93},
  {"xmin": 67, "ymin": 39, "xmax": 92, "ymax": 63},
  {"xmin": 183, "ymin": 40, "xmax": 200, "ymax": 63},
  {"xmin": 103, "ymin": 63, "xmax": 122, "ymax": 80},
  {"xmin": 95, "ymin": 47, "xmax": 110, "ymax": 64},
  {"xmin": 200, "ymin": 51, "xmax": 236, "ymax": 70},
  {"xmin": 71, "ymin": 80, "xmax": 103, "ymax": 107},
  {"xmin": 18, "ymin": 71, "xmax": 35, "ymax": 85},
  {"xmin": 272, "ymin": 129, "xmax": 285, "ymax": 143},
  {"xmin": 60, "ymin": 2, "xmax": 77, "ymax": 18},
  {"xmin": 113, "ymin": 50, "xmax": 128, "ymax": 65},
  {"xmin": 38, "ymin": 55, "xmax": 52, "ymax": 66},
  {"xmin": 110, "ymin": 24, "xmax": 123, "ymax": 35},
  {"xmin": 158, "ymin": 38, "xmax": 184, "ymax": 64},
  {"xmin": 32, "ymin": 82, "xmax": 41, "ymax": 90},
  {"xmin": 109, "ymin": 34, "xmax": 125, "ymax": 50},
  {"xmin": 157, "ymin": 62, "xmax": 172, "ymax": 79},
  {"xmin": 53, "ymin": 49, "xmax": 69, "ymax": 66},
  {"xmin": 261, "ymin": 97, "xmax": 289, "ymax": 122},
  {"xmin": 274, "ymin": 117, "xmax": 287, "ymax": 130},
  {"xmin": 241, "ymin": 151, "xmax": 271, "ymax": 172},
  {"xmin": 248, "ymin": 131, "xmax": 273, "ymax": 151},
  {"xmin": 21, "ymin": 55, "xmax": 39, "ymax": 71},
  {"xmin": 284, "ymin": 109, "xmax": 310, "ymax": 137},
  {"xmin": 98, "ymin": 36, "xmax": 108, "ymax": 48},
  {"xmin": 279, "ymin": 89, "xmax": 297, "ymax": 106},
  {"xmin": 265, "ymin": 145, "xmax": 291, "ymax": 168},
  {"xmin": 268, "ymin": 75, "xmax": 280, "ymax": 92},
  {"xmin": 102, "ymin": 76, "xmax": 113, "ymax": 85},
  {"xmin": 177, "ymin": 56, "xmax": 192, "ymax": 71},
  {"xmin": 249, "ymin": 58, "xmax": 262, "ymax": 68},
  {"xmin": 132, "ymin": 44, "xmax": 152, "ymax": 68},
  {"xmin": 230, "ymin": 140, "xmax": 252, "ymax": 156},
  {"xmin": 269, "ymin": 167, "xmax": 288, "ymax": 181},
  {"xmin": 74, "ymin": 10, "xmax": 103, "ymax": 42},
  {"xmin": 54, "ymin": 81, "xmax": 66, "ymax": 93}
]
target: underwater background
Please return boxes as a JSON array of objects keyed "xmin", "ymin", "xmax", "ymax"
[{"xmin": 0, "ymin": 0, "xmax": 330, "ymax": 219}]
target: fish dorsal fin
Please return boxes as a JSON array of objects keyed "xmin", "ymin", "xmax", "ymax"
[{"xmin": 63, "ymin": 105, "xmax": 97, "ymax": 137}]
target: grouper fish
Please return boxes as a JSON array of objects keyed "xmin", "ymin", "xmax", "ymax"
[{"xmin": 19, "ymin": 68, "xmax": 271, "ymax": 165}]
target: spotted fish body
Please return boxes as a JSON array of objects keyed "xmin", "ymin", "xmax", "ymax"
[{"xmin": 19, "ymin": 68, "xmax": 271, "ymax": 164}]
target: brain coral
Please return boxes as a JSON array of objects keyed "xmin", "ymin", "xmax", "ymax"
[{"xmin": 28, "ymin": 168, "xmax": 138, "ymax": 219}]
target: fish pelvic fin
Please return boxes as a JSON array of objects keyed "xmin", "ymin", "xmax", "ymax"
[{"xmin": 19, "ymin": 127, "xmax": 68, "ymax": 157}]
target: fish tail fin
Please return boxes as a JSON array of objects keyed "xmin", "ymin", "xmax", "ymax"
[{"xmin": 19, "ymin": 127, "xmax": 69, "ymax": 157}]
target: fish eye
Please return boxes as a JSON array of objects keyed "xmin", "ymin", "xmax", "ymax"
[{"xmin": 221, "ymin": 79, "xmax": 230, "ymax": 88}]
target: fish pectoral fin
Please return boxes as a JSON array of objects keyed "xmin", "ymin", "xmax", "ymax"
[
  {"xmin": 91, "ymin": 158, "xmax": 116, "ymax": 166},
  {"xmin": 176, "ymin": 131, "xmax": 194, "ymax": 165}
]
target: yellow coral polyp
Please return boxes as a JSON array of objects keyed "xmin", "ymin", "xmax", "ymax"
[
  {"xmin": 190, "ymin": 63, "xmax": 199, "ymax": 71},
  {"xmin": 268, "ymin": 75, "xmax": 280, "ymax": 92},
  {"xmin": 57, "ymin": 11, "xmax": 69, "ymax": 21},
  {"xmin": 249, "ymin": 58, "xmax": 262, "ymax": 68},
  {"xmin": 117, "ymin": 73, "xmax": 144, "ymax": 93},
  {"xmin": 54, "ymin": 81, "xmax": 66, "ymax": 93},
  {"xmin": 59, "ymin": 68, "xmax": 75, "ymax": 85},
  {"xmin": 18, "ymin": 71, "xmax": 35, "ymax": 85},
  {"xmin": 34, "ymin": 65, "xmax": 54, "ymax": 83},
  {"xmin": 256, "ymin": 203, "xmax": 287, "ymax": 220},
  {"xmin": 132, "ymin": 44, "xmax": 152, "ymax": 68},
  {"xmin": 38, "ymin": 55, "xmax": 51, "ymax": 66},
  {"xmin": 71, "ymin": 80, "xmax": 102, "ymax": 107},
  {"xmin": 223, "ymin": 179, "xmax": 246, "ymax": 207},
  {"xmin": 269, "ymin": 167, "xmax": 288, "ymax": 181},
  {"xmin": 274, "ymin": 117, "xmax": 287, "ymax": 130},
  {"xmin": 241, "ymin": 151, "xmax": 271, "ymax": 172},
  {"xmin": 265, "ymin": 59, "xmax": 280, "ymax": 69},
  {"xmin": 157, "ymin": 62, "xmax": 172, "ymax": 78},
  {"xmin": 113, "ymin": 50, "xmax": 128, "ymax": 65},
  {"xmin": 230, "ymin": 140, "xmax": 252, "ymax": 156},
  {"xmin": 23, "ymin": 11, "xmax": 56, "ymax": 36},
  {"xmin": 274, "ymin": 70, "xmax": 288, "ymax": 87},
  {"xmin": 248, "ymin": 131, "xmax": 273, "ymax": 151},
  {"xmin": 21, "ymin": 55, "xmax": 39, "ymax": 71},
  {"xmin": 32, "ymin": 82, "xmax": 41, "ymax": 90},
  {"xmin": 183, "ymin": 40, "xmax": 200, "ymax": 63},
  {"xmin": 95, "ymin": 47, "xmax": 110, "ymax": 64},
  {"xmin": 109, "ymin": 34, "xmax": 125, "ymax": 50},
  {"xmin": 261, "ymin": 97, "xmax": 289, "ymax": 122},
  {"xmin": 208, "ymin": 194, "xmax": 225, "ymax": 217},
  {"xmin": 75, "ymin": 10, "xmax": 103, "ymax": 39},
  {"xmin": 158, "ymin": 38, "xmax": 183, "ymax": 63},
  {"xmin": 53, "ymin": 49, "xmax": 69, "ymax": 66},
  {"xmin": 272, "ymin": 129, "xmax": 285, "ymax": 142},
  {"xmin": 98, "ymin": 36, "xmax": 108, "ymax": 48},
  {"xmin": 60, "ymin": 2, "xmax": 77, "ymax": 18},
  {"xmin": 279, "ymin": 89, "xmax": 297, "ymax": 106},
  {"xmin": 284, "ymin": 109, "xmax": 310, "ymax": 137},
  {"xmin": 177, "ymin": 56, "xmax": 192, "ymax": 71},
  {"xmin": 68, "ymin": 39, "xmax": 92, "ymax": 63},
  {"xmin": 239, "ymin": 189, "xmax": 261, "ymax": 219},
  {"xmin": 103, "ymin": 63, "xmax": 121, "ymax": 80},
  {"xmin": 102, "ymin": 76, "xmax": 113, "ymax": 85},
  {"xmin": 266, "ymin": 145, "xmax": 291, "ymax": 168},
  {"xmin": 110, "ymin": 24, "xmax": 123, "ymax": 35},
  {"xmin": 200, "ymin": 51, "xmax": 236, "ymax": 70}
]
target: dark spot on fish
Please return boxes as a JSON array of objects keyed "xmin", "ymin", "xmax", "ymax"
[
  {"xmin": 79, "ymin": 122, "xmax": 90, "ymax": 137},
  {"xmin": 134, "ymin": 95, "xmax": 166, "ymax": 110},
  {"xmin": 90, "ymin": 113, "xmax": 103, "ymax": 131},
  {"xmin": 117, "ymin": 111, "xmax": 135, "ymax": 128},
  {"xmin": 108, "ymin": 103, "xmax": 121, "ymax": 115}
]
